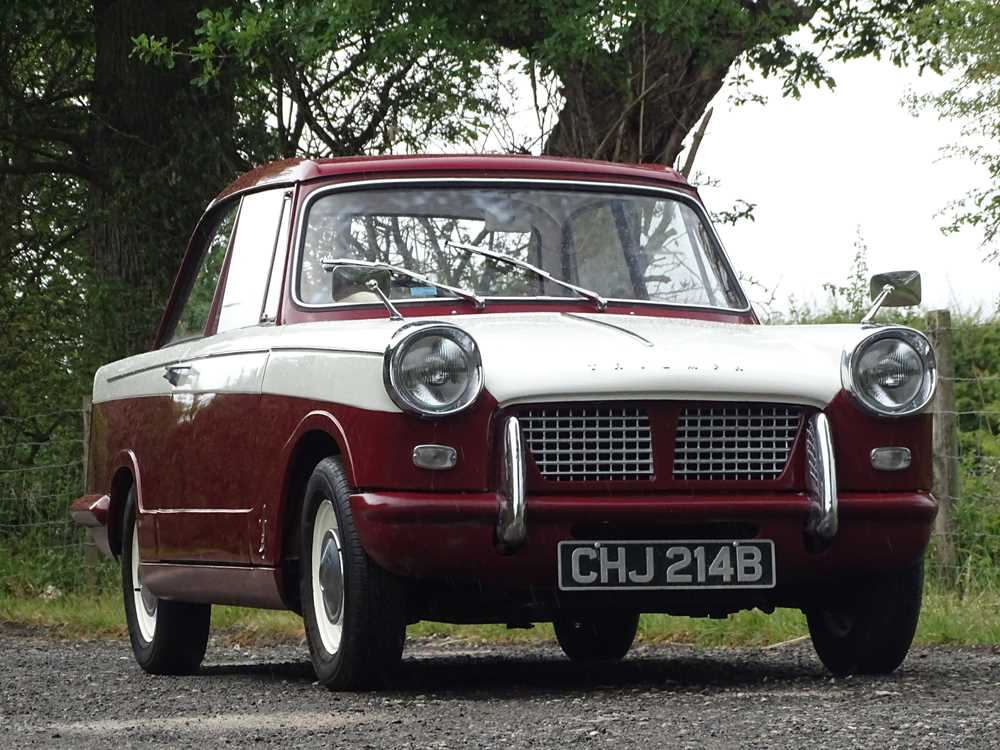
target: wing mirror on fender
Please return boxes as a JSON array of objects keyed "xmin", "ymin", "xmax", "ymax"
[{"xmin": 861, "ymin": 270, "xmax": 921, "ymax": 323}]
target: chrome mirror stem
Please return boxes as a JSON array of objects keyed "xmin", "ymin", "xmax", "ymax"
[
  {"xmin": 861, "ymin": 283, "xmax": 895, "ymax": 324},
  {"xmin": 365, "ymin": 279, "xmax": 404, "ymax": 321}
]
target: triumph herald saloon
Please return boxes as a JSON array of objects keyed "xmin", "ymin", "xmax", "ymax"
[{"xmin": 71, "ymin": 155, "xmax": 937, "ymax": 689}]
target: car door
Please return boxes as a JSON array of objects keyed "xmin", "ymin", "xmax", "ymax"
[
  {"xmin": 149, "ymin": 198, "xmax": 240, "ymax": 561},
  {"xmin": 155, "ymin": 188, "xmax": 291, "ymax": 564}
]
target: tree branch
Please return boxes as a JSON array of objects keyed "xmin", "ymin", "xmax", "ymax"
[
  {"xmin": 0, "ymin": 159, "xmax": 104, "ymax": 188},
  {"xmin": 681, "ymin": 107, "xmax": 713, "ymax": 177}
]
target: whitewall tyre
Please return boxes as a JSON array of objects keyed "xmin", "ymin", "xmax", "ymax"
[
  {"xmin": 121, "ymin": 488, "xmax": 211, "ymax": 675},
  {"xmin": 300, "ymin": 457, "xmax": 407, "ymax": 690}
]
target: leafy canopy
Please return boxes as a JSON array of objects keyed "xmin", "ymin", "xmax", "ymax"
[{"xmin": 910, "ymin": 0, "xmax": 1000, "ymax": 255}]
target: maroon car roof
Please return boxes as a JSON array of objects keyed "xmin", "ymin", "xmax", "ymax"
[{"xmin": 213, "ymin": 154, "xmax": 692, "ymax": 205}]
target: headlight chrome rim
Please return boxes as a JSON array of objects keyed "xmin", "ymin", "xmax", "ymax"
[
  {"xmin": 842, "ymin": 326, "xmax": 937, "ymax": 417},
  {"xmin": 383, "ymin": 322, "xmax": 484, "ymax": 417}
]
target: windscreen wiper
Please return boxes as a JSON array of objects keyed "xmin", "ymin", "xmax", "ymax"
[
  {"xmin": 320, "ymin": 257, "xmax": 485, "ymax": 318},
  {"xmin": 446, "ymin": 241, "xmax": 607, "ymax": 312}
]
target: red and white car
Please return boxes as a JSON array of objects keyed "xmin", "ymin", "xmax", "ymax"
[{"xmin": 71, "ymin": 155, "xmax": 937, "ymax": 688}]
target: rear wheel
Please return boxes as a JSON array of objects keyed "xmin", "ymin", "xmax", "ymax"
[
  {"xmin": 553, "ymin": 611, "xmax": 639, "ymax": 661},
  {"xmin": 806, "ymin": 560, "xmax": 924, "ymax": 676},
  {"xmin": 300, "ymin": 457, "xmax": 406, "ymax": 690},
  {"xmin": 121, "ymin": 488, "xmax": 211, "ymax": 675}
]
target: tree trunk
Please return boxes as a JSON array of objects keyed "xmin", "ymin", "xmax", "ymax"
[
  {"xmin": 543, "ymin": 27, "xmax": 738, "ymax": 166},
  {"xmin": 88, "ymin": 0, "xmax": 241, "ymax": 358}
]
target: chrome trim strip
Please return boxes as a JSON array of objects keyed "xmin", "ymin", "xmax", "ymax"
[
  {"xmin": 106, "ymin": 360, "xmax": 187, "ymax": 383},
  {"xmin": 268, "ymin": 346, "xmax": 383, "ymax": 357},
  {"xmin": 496, "ymin": 416, "xmax": 526, "ymax": 553},
  {"xmin": 108, "ymin": 347, "xmax": 382, "ymax": 385},
  {"xmin": 145, "ymin": 508, "xmax": 254, "ymax": 515},
  {"xmin": 805, "ymin": 413, "xmax": 838, "ymax": 549},
  {"xmin": 560, "ymin": 313, "xmax": 655, "ymax": 346},
  {"xmin": 289, "ymin": 177, "xmax": 752, "ymax": 315}
]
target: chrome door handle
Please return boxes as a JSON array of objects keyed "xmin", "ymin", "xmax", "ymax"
[{"xmin": 163, "ymin": 364, "xmax": 192, "ymax": 386}]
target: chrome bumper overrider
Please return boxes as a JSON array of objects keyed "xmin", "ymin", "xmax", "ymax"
[
  {"xmin": 494, "ymin": 412, "xmax": 839, "ymax": 554},
  {"xmin": 496, "ymin": 416, "xmax": 526, "ymax": 552},
  {"xmin": 805, "ymin": 413, "xmax": 839, "ymax": 550}
]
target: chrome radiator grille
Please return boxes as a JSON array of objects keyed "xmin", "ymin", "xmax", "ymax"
[
  {"xmin": 673, "ymin": 405, "xmax": 801, "ymax": 481},
  {"xmin": 520, "ymin": 406, "xmax": 654, "ymax": 482}
]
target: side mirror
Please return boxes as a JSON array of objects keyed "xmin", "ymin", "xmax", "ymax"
[
  {"xmin": 330, "ymin": 265, "xmax": 392, "ymax": 302},
  {"xmin": 869, "ymin": 270, "xmax": 921, "ymax": 308},
  {"xmin": 862, "ymin": 270, "xmax": 921, "ymax": 323}
]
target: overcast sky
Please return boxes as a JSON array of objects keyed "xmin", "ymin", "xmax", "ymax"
[
  {"xmin": 483, "ymin": 55, "xmax": 999, "ymax": 320},
  {"xmin": 686, "ymin": 58, "xmax": 999, "ymax": 319}
]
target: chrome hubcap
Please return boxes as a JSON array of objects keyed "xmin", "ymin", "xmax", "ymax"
[
  {"xmin": 319, "ymin": 530, "xmax": 344, "ymax": 623},
  {"xmin": 140, "ymin": 577, "xmax": 157, "ymax": 616}
]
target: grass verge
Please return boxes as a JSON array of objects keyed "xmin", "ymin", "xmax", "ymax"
[{"xmin": 2, "ymin": 586, "xmax": 997, "ymax": 648}]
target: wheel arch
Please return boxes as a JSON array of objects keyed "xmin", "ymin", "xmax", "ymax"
[
  {"xmin": 107, "ymin": 450, "xmax": 143, "ymax": 558},
  {"xmin": 275, "ymin": 411, "xmax": 354, "ymax": 609}
]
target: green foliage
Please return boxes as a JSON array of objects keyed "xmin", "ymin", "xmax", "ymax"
[
  {"xmin": 132, "ymin": 1, "xmax": 501, "ymax": 157},
  {"xmin": 952, "ymin": 316, "xmax": 1000, "ymax": 457},
  {"xmin": 909, "ymin": 0, "xmax": 1000, "ymax": 254}
]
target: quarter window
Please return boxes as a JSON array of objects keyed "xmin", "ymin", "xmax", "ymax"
[
  {"xmin": 217, "ymin": 190, "xmax": 287, "ymax": 333},
  {"xmin": 169, "ymin": 201, "xmax": 239, "ymax": 344}
]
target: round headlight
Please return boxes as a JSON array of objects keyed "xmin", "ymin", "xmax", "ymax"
[
  {"xmin": 844, "ymin": 327, "xmax": 936, "ymax": 416},
  {"xmin": 384, "ymin": 324, "xmax": 483, "ymax": 416}
]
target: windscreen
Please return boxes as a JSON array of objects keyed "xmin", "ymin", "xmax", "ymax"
[{"xmin": 298, "ymin": 186, "xmax": 746, "ymax": 310}]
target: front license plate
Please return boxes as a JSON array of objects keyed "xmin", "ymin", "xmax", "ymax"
[{"xmin": 557, "ymin": 540, "xmax": 776, "ymax": 591}]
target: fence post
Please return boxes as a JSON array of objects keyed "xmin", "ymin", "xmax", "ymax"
[
  {"xmin": 81, "ymin": 395, "xmax": 98, "ymax": 584},
  {"xmin": 927, "ymin": 309, "xmax": 958, "ymax": 579},
  {"xmin": 81, "ymin": 395, "xmax": 92, "ymax": 493}
]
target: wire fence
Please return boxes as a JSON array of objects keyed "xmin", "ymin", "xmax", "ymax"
[
  {"xmin": 0, "ymin": 406, "xmax": 97, "ymax": 593},
  {"xmin": 0, "ymin": 313, "xmax": 997, "ymax": 595}
]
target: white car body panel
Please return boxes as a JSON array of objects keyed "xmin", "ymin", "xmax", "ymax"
[
  {"xmin": 93, "ymin": 311, "xmax": 874, "ymax": 413},
  {"xmin": 458, "ymin": 313, "xmax": 871, "ymax": 409}
]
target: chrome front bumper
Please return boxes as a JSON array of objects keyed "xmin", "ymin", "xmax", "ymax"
[{"xmin": 495, "ymin": 412, "xmax": 841, "ymax": 555}]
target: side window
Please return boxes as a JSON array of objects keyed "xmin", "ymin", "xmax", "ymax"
[
  {"xmin": 169, "ymin": 201, "xmax": 239, "ymax": 344},
  {"xmin": 217, "ymin": 189, "xmax": 287, "ymax": 333}
]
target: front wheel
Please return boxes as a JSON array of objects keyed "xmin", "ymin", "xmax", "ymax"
[
  {"xmin": 806, "ymin": 560, "xmax": 924, "ymax": 676},
  {"xmin": 553, "ymin": 611, "xmax": 640, "ymax": 661},
  {"xmin": 300, "ymin": 457, "xmax": 406, "ymax": 690},
  {"xmin": 121, "ymin": 489, "xmax": 211, "ymax": 675}
]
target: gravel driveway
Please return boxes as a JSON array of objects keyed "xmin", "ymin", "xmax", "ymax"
[{"xmin": 2, "ymin": 625, "xmax": 998, "ymax": 749}]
